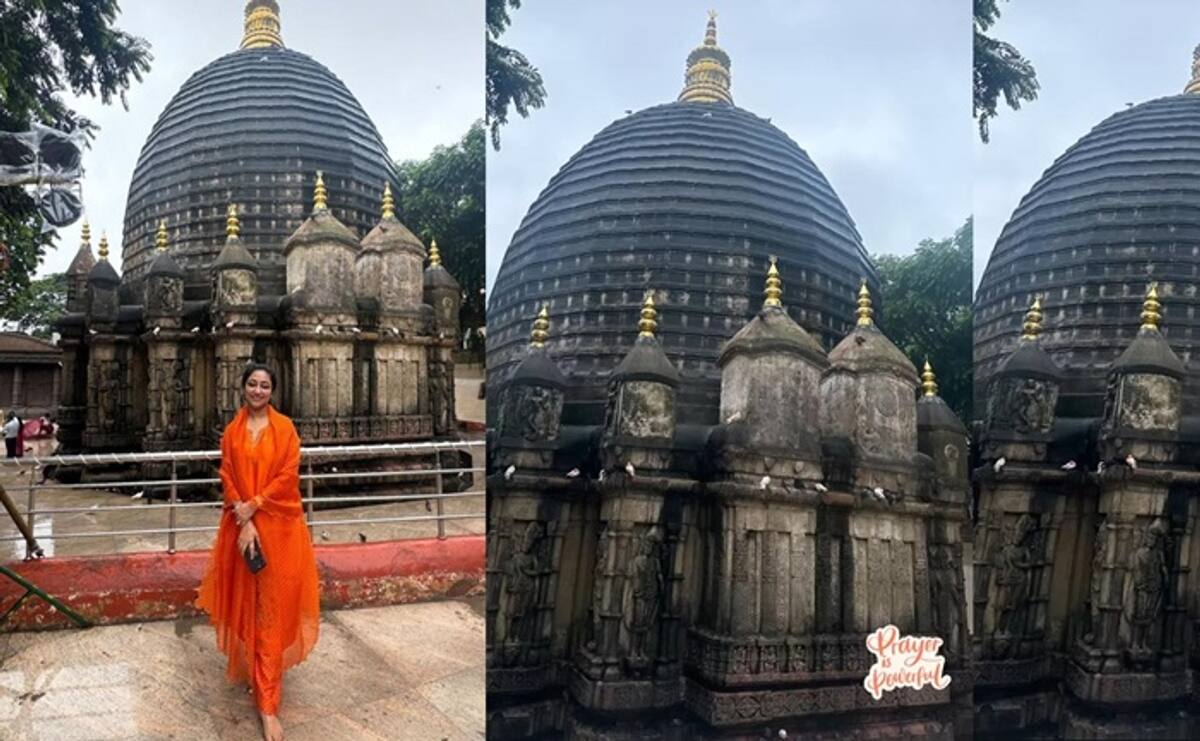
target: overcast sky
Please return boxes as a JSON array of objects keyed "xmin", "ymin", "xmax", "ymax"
[
  {"xmin": 486, "ymin": 0, "xmax": 972, "ymax": 289},
  {"xmin": 973, "ymin": 0, "xmax": 1200, "ymax": 288},
  {"xmin": 37, "ymin": 0, "xmax": 482, "ymax": 277}
]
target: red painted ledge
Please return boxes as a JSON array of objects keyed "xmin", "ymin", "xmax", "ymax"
[{"xmin": 0, "ymin": 535, "xmax": 485, "ymax": 631}]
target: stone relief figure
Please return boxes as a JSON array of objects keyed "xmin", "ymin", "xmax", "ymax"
[
  {"xmin": 1084, "ymin": 520, "xmax": 1111, "ymax": 647},
  {"xmin": 1123, "ymin": 519, "xmax": 1167, "ymax": 663},
  {"xmin": 989, "ymin": 378, "xmax": 1053, "ymax": 434},
  {"xmin": 500, "ymin": 521, "xmax": 544, "ymax": 665},
  {"xmin": 930, "ymin": 544, "xmax": 965, "ymax": 660},
  {"xmin": 991, "ymin": 513, "xmax": 1038, "ymax": 646},
  {"xmin": 520, "ymin": 386, "xmax": 559, "ymax": 442},
  {"xmin": 624, "ymin": 526, "xmax": 664, "ymax": 672},
  {"xmin": 588, "ymin": 525, "xmax": 612, "ymax": 652}
]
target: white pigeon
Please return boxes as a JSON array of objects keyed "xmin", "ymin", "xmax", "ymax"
[
  {"xmin": 330, "ymin": 466, "xmax": 338, "ymax": 473},
  {"xmin": 779, "ymin": 731, "xmax": 788, "ymax": 740},
  {"xmin": 814, "ymin": 483, "xmax": 828, "ymax": 493},
  {"xmin": 315, "ymin": 324, "xmax": 325, "ymax": 334},
  {"xmin": 504, "ymin": 465, "xmax": 516, "ymax": 481},
  {"xmin": 1125, "ymin": 454, "xmax": 1138, "ymax": 471},
  {"xmin": 566, "ymin": 468, "xmax": 581, "ymax": 478},
  {"xmin": 152, "ymin": 326, "xmax": 161, "ymax": 335},
  {"xmin": 724, "ymin": 411, "xmax": 744, "ymax": 424},
  {"xmin": 1061, "ymin": 460, "xmax": 1077, "ymax": 471},
  {"xmin": 598, "ymin": 469, "xmax": 607, "ymax": 483},
  {"xmin": 871, "ymin": 487, "xmax": 887, "ymax": 503},
  {"xmin": 130, "ymin": 490, "xmax": 145, "ymax": 500},
  {"xmin": 351, "ymin": 327, "xmax": 361, "ymax": 334},
  {"xmin": 88, "ymin": 328, "xmax": 98, "ymax": 335},
  {"xmin": 190, "ymin": 326, "xmax": 201, "ymax": 333},
  {"xmin": 759, "ymin": 475, "xmax": 771, "ymax": 490},
  {"xmin": 391, "ymin": 327, "xmax": 401, "ymax": 336},
  {"xmin": 993, "ymin": 457, "xmax": 1006, "ymax": 473},
  {"xmin": 320, "ymin": 531, "xmax": 330, "ymax": 541},
  {"xmin": 225, "ymin": 320, "xmax": 236, "ymax": 329},
  {"xmin": 625, "ymin": 462, "xmax": 636, "ymax": 478},
  {"xmin": 1097, "ymin": 461, "xmax": 1106, "ymax": 474}
]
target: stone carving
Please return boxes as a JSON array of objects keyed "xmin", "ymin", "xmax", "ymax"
[
  {"xmin": 988, "ymin": 377, "xmax": 1055, "ymax": 434},
  {"xmin": 624, "ymin": 526, "xmax": 664, "ymax": 674},
  {"xmin": 990, "ymin": 513, "xmax": 1038, "ymax": 648},
  {"xmin": 503, "ymin": 385, "xmax": 562, "ymax": 442},
  {"xmin": 499, "ymin": 521, "xmax": 544, "ymax": 666},
  {"xmin": 1123, "ymin": 519, "xmax": 1167, "ymax": 665},
  {"xmin": 1084, "ymin": 520, "xmax": 1112, "ymax": 647},
  {"xmin": 930, "ymin": 543, "xmax": 965, "ymax": 660},
  {"xmin": 1115, "ymin": 374, "xmax": 1180, "ymax": 433},
  {"xmin": 589, "ymin": 525, "xmax": 612, "ymax": 650}
]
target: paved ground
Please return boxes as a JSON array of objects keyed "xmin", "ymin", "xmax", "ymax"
[{"xmin": 0, "ymin": 599, "xmax": 484, "ymax": 740}]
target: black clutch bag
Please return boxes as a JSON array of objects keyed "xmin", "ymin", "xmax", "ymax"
[{"xmin": 243, "ymin": 545, "xmax": 267, "ymax": 574}]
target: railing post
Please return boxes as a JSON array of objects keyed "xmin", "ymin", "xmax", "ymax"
[
  {"xmin": 305, "ymin": 460, "xmax": 315, "ymax": 540},
  {"xmin": 435, "ymin": 452, "xmax": 445, "ymax": 540},
  {"xmin": 24, "ymin": 466, "xmax": 37, "ymax": 560},
  {"xmin": 167, "ymin": 460, "xmax": 178, "ymax": 554}
]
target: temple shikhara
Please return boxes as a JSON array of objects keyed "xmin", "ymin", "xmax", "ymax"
[
  {"xmin": 55, "ymin": 0, "xmax": 461, "ymax": 455},
  {"xmin": 486, "ymin": 16, "xmax": 971, "ymax": 738},
  {"xmin": 970, "ymin": 46, "xmax": 1200, "ymax": 739}
]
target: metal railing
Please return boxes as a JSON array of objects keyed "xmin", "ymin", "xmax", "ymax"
[{"xmin": 0, "ymin": 441, "xmax": 485, "ymax": 559}]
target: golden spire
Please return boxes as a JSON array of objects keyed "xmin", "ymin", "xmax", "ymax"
[
  {"xmin": 80, "ymin": 220, "xmax": 91, "ymax": 248},
  {"xmin": 1020, "ymin": 296, "xmax": 1043, "ymax": 340},
  {"xmin": 241, "ymin": 0, "xmax": 283, "ymax": 50},
  {"xmin": 313, "ymin": 171, "xmax": 328, "ymax": 212},
  {"xmin": 1141, "ymin": 282, "xmax": 1162, "ymax": 330},
  {"xmin": 155, "ymin": 220, "xmax": 168, "ymax": 252},
  {"xmin": 226, "ymin": 204, "xmax": 241, "ymax": 239},
  {"xmin": 428, "ymin": 238, "xmax": 442, "ymax": 267},
  {"xmin": 855, "ymin": 279, "xmax": 874, "ymax": 327},
  {"xmin": 638, "ymin": 292, "xmax": 659, "ymax": 338},
  {"xmin": 98, "ymin": 232, "xmax": 110, "ymax": 261},
  {"xmin": 530, "ymin": 305, "xmax": 550, "ymax": 348},
  {"xmin": 763, "ymin": 256, "xmax": 782, "ymax": 309},
  {"xmin": 678, "ymin": 10, "xmax": 733, "ymax": 105},
  {"xmin": 1186, "ymin": 44, "xmax": 1200, "ymax": 94},
  {"xmin": 381, "ymin": 183, "xmax": 396, "ymax": 220},
  {"xmin": 922, "ymin": 359, "xmax": 938, "ymax": 397}
]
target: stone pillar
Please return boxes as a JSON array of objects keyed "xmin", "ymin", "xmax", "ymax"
[
  {"xmin": 142, "ymin": 222, "xmax": 192, "ymax": 449},
  {"xmin": 424, "ymin": 240, "xmax": 462, "ymax": 437},
  {"xmin": 210, "ymin": 205, "xmax": 261, "ymax": 434},
  {"xmin": 81, "ymin": 233, "xmax": 133, "ymax": 450}
]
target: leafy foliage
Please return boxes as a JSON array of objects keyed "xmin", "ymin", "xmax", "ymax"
[
  {"xmin": 0, "ymin": 0, "xmax": 151, "ymax": 310},
  {"xmin": 396, "ymin": 121, "xmax": 485, "ymax": 354},
  {"xmin": 974, "ymin": 0, "xmax": 1038, "ymax": 143},
  {"xmin": 874, "ymin": 219, "xmax": 973, "ymax": 422},
  {"xmin": 486, "ymin": 0, "xmax": 546, "ymax": 150},
  {"xmin": 0, "ymin": 272, "xmax": 67, "ymax": 338}
]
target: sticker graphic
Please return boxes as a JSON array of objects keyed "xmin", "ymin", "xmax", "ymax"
[{"xmin": 862, "ymin": 624, "xmax": 951, "ymax": 700}]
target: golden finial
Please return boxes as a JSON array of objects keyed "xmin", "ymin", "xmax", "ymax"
[
  {"xmin": 313, "ymin": 171, "xmax": 328, "ymax": 212},
  {"xmin": 381, "ymin": 182, "xmax": 396, "ymax": 220},
  {"xmin": 678, "ymin": 11, "xmax": 733, "ymax": 105},
  {"xmin": 922, "ymin": 358, "xmax": 938, "ymax": 397},
  {"xmin": 155, "ymin": 220, "xmax": 168, "ymax": 253},
  {"xmin": 856, "ymin": 279, "xmax": 874, "ymax": 327},
  {"xmin": 763, "ymin": 256, "xmax": 782, "ymax": 308},
  {"xmin": 1020, "ymin": 296, "xmax": 1043, "ymax": 340},
  {"xmin": 428, "ymin": 238, "xmax": 442, "ymax": 267},
  {"xmin": 80, "ymin": 220, "xmax": 91, "ymax": 248},
  {"xmin": 530, "ymin": 305, "xmax": 550, "ymax": 348},
  {"xmin": 1141, "ymin": 282, "xmax": 1162, "ymax": 330},
  {"xmin": 638, "ymin": 291, "xmax": 659, "ymax": 338},
  {"xmin": 1186, "ymin": 44, "xmax": 1200, "ymax": 94},
  {"xmin": 98, "ymin": 232, "xmax": 110, "ymax": 261},
  {"xmin": 241, "ymin": 0, "xmax": 283, "ymax": 50},
  {"xmin": 226, "ymin": 204, "xmax": 241, "ymax": 239}
]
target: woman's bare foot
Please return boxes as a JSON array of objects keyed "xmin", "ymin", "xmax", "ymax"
[{"xmin": 260, "ymin": 712, "xmax": 283, "ymax": 741}]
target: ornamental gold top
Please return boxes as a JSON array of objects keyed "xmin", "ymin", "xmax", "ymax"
[
  {"xmin": 1020, "ymin": 296, "xmax": 1043, "ymax": 340},
  {"xmin": 922, "ymin": 359, "xmax": 938, "ymax": 397},
  {"xmin": 81, "ymin": 220, "xmax": 91, "ymax": 248},
  {"xmin": 98, "ymin": 232, "xmax": 110, "ymax": 260},
  {"xmin": 638, "ymin": 292, "xmax": 659, "ymax": 338},
  {"xmin": 226, "ymin": 204, "xmax": 241, "ymax": 239},
  {"xmin": 1141, "ymin": 282, "xmax": 1162, "ymax": 330},
  {"xmin": 678, "ymin": 11, "xmax": 733, "ymax": 105},
  {"xmin": 530, "ymin": 305, "xmax": 550, "ymax": 348},
  {"xmin": 241, "ymin": 0, "xmax": 283, "ymax": 50},
  {"xmin": 763, "ymin": 256, "xmax": 782, "ymax": 308},
  {"xmin": 382, "ymin": 182, "xmax": 396, "ymax": 220},
  {"xmin": 155, "ymin": 220, "xmax": 169, "ymax": 252},
  {"xmin": 1186, "ymin": 44, "xmax": 1200, "ymax": 94},
  {"xmin": 856, "ymin": 280, "xmax": 874, "ymax": 327},
  {"xmin": 313, "ymin": 171, "xmax": 328, "ymax": 212},
  {"xmin": 428, "ymin": 238, "xmax": 442, "ymax": 267}
]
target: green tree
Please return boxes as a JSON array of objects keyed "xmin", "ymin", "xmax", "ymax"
[
  {"xmin": 0, "ymin": 1, "xmax": 151, "ymax": 310},
  {"xmin": 486, "ymin": 0, "xmax": 546, "ymax": 150},
  {"xmin": 974, "ymin": 0, "xmax": 1038, "ymax": 143},
  {"xmin": 873, "ymin": 219, "xmax": 973, "ymax": 423},
  {"xmin": 396, "ymin": 121, "xmax": 485, "ymax": 354},
  {"xmin": 1, "ymin": 272, "xmax": 66, "ymax": 338}
]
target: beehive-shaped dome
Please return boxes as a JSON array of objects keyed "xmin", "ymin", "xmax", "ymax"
[
  {"xmin": 121, "ymin": 1, "xmax": 398, "ymax": 300},
  {"xmin": 487, "ymin": 16, "xmax": 877, "ymax": 426}
]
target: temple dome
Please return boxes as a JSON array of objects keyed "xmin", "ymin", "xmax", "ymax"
[
  {"xmin": 487, "ymin": 18, "xmax": 877, "ymax": 426},
  {"xmin": 121, "ymin": 3, "xmax": 397, "ymax": 300},
  {"xmin": 975, "ymin": 67, "xmax": 1200, "ymax": 418}
]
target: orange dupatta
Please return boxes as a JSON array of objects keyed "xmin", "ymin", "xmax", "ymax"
[{"xmin": 195, "ymin": 405, "xmax": 320, "ymax": 714}]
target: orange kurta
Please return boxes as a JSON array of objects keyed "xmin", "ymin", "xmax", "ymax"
[{"xmin": 196, "ymin": 406, "xmax": 320, "ymax": 714}]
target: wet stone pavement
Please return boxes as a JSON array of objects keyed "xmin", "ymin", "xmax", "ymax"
[{"xmin": 0, "ymin": 599, "xmax": 485, "ymax": 740}]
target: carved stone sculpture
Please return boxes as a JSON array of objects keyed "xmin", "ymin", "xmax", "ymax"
[
  {"xmin": 624, "ymin": 526, "xmax": 664, "ymax": 674},
  {"xmin": 500, "ymin": 521, "xmax": 543, "ymax": 665},
  {"xmin": 1124, "ymin": 519, "xmax": 1167, "ymax": 664}
]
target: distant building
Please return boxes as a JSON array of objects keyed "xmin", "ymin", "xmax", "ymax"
[{"xmin": 0, "ymin": 332, "xmax": 62, "ymax": 417}]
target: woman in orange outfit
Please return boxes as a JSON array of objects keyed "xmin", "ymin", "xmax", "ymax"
[{"xmin": 197, "ymin": 364, "xmax": 320, "ymax": 741}]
